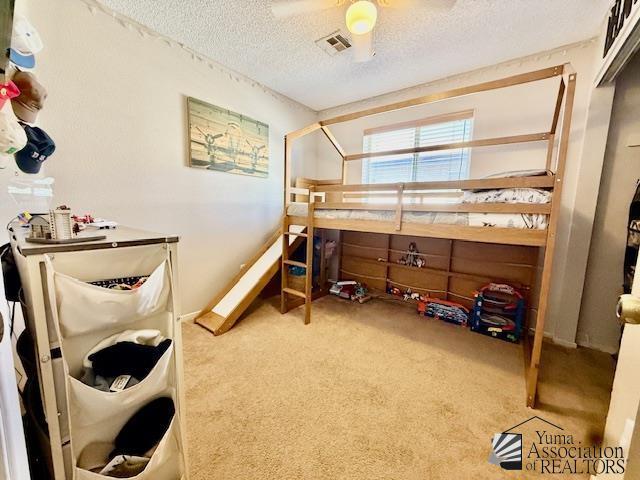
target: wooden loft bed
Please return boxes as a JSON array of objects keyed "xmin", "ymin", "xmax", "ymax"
[{"xmin": 280, "ymin": 63, "xmax": 576, "ymax": 408}]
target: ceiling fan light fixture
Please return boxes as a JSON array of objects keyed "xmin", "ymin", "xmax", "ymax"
[{"xmin": 345, "ymin": 0, "xmax": 378, "ymax": 35}]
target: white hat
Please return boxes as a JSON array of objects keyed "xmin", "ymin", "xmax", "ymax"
[
  {"xmin": 10, "ymin": 16, "xmax": 43, "ymax": 70},
  {"xmin": 0, "ymin": 111, "xmax": 27, "ymax": 155}
]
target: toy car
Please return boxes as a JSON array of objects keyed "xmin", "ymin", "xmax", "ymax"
[{"xmin": 417, "ymin": 298, "xmax": 469, "ymax": 326}]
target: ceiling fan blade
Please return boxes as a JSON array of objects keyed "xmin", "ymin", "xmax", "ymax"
[
  {"xmin": 351, "ymin": 31, "xmax": 375, "ymax": 63},
  {"xmin": 378, "ymin": 0, "xmax": 456, "ymax": 11},
  {"xmin": 271, "ymin": 0, "xmax": 342, "ymax": 18}
]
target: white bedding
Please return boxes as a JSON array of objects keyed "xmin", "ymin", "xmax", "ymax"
[{"xmin": 463, "ymin": 188, "xmax": 551, "ymax": 204}]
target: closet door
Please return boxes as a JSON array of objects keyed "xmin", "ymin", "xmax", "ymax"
[{"xmin": 601, "ymin": 253, "xmax": 640, "ymax": 479}]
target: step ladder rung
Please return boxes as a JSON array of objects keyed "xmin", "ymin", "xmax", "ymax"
[
  {"xmin": 283, "ymin": 287, "xmax": 306, "ymax": 299},
  {"xmin": 284, "ymin": 231, "xmax": 308, "ymax": 238},
  {"xmin": 283, "ymin": 260, "xmax": 307, "ymax": 268}
]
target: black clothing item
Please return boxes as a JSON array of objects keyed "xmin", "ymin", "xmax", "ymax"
[
  {"xmin": 625, "ymin": 182, "xmax": 640, "ymax": 293},
  {"xmin": 1, "ymin": 243, "xmax": 21, "ymax": 302},
  {"xmin": 111, "ymin": 397, "xmax": 175, "ymax": 458},
  {"xmin": 88, "ymin": 339, "xmax": 172, "ymax": 381}
]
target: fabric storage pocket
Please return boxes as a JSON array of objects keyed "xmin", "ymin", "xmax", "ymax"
[
  {"xmin": 50, "ymin": 259, "xmax": 171, "ymax": 338},
  {"xmin": 66, "ymin": 345, "xmax": 182, "ymax": 479},
  {"xmin": 74, "ymin": 418, "xmax": 182, "ymax": 480},
  {"xmin": 67, "ymin": 343, "xmax": 174, "ymax": 432}
]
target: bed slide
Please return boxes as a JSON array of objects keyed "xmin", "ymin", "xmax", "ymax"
[{"xmin": 196, "ymin": 225, "xmax": 306, "ymax": 335}]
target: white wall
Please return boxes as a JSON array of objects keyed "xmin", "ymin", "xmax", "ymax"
[
  {"xmin": 312, "ymin": 40, "xmax": 613, "ymax": 349},
  {"xmin": 579, "ymin": 53, "xmax": 640, "ymax": 352},
  {"xmin": 0, "ymin": 0, "xmax": 317, "ymax": 315}
]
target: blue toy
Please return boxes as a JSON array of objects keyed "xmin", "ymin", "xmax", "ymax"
[{"xmin": 471, "ymin": 283, "xmax": 525, "ymax": 343}]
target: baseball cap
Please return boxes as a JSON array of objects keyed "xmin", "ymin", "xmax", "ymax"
[
  {"xmin": 10, "ymin": 16, "xmax": 43, "ymax": 70},
  {"xmin": 14, "ymin": 125, "xmax": 55, "ymax": 174},
  {"xmin": 12, "ymin": 72, "xmax": 47, "ymax": 123},
  {"xmin": 0, "ymin": 81, "xmax": 20, "ymax": 109},
  {"xmin": 0, "ymin": 111, "xmax": 27, "ymax": 155}
]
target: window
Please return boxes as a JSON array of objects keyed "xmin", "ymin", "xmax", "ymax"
[{"xmin": 362, "ymin": 111, "xmax": 474, "ymax": 184}]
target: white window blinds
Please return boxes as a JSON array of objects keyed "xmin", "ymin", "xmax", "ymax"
[{"xmin": 362, "ymin": 112, "xmax": 473, "ymax": 184}]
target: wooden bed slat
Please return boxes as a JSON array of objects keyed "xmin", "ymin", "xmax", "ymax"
[
  {"xmin": 317, "ymin": 202, "xmax": 552, "ymax": 214},
  {"xmin": 316, "ymin": 175, "xmax": 555, "ymax": 193},
  {"xmin": 321, "ymin": 125, "xmax": 346, "ymax": 158},
  {"xmin": 319, "ymin": 64, "xmax": 565, "ymax": 126},
  {"xmin": 289, "ymin": 216, "xmax": 547, "ymax": 247},
  {"xmin": 343, "ymin": 132, "xmax": 550, "ymax": 161}
]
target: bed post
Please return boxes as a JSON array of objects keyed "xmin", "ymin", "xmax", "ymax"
[
  {"xmin": 281, "ymin": 135, "xmax": 294, "ymax": 314},
  {"xmin": 526, "ymin": 66, "xmax": 576, "ymax": 408},
  {"xmin": 395, "ymin": 183, "xmax": 405, "ymax": 231},
  {"xmin": 305, "ymin": 186, "xmax": 316, "ymax": 324},
  {"xmin": 545, "ymin": 79, "xmax": 566, "ymax": 171},
  {"xmin": 284, "ymin": 135, "xmax": 292, "ymax": 210}
]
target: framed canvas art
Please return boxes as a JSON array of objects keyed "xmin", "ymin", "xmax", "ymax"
[{"xmin": 187, "ymin": 97, "xmax": 269, "ymax": 178}]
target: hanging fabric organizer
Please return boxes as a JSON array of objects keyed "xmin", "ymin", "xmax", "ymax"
[
  {"xmin": 45, "ymin": 255, "xmax": 185, "ymax": 480},
  {"xmin": 50, "ymin": 259, "xmax": 172, "ymax": 338},
  {"xmin": 8, "ymin": 225, "xmax": 188, "ymax": 480}
]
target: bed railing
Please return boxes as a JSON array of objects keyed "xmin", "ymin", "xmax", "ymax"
[{"xmin": 289, "ymin": 176, "xmax": 553, "ymax": 232}]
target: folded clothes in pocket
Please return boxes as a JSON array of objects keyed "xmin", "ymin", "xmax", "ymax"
[
  {"xmin": 77, "ymin": 397, "xmax": 175, "ymax": 477},
  {"xmin": 89, "ymin": 339, "xmax": 172, "ymax": 381},
  {"xmin": 79, "ymin": 329, "xmax": 172, "ymax": 392},
  {"xmin": 112, "ymin": 397, "xmax": 175, "ymax": 458},
  {"xmin": 99, "ymin": 455, "xmax": 150, "ymax": 477}
]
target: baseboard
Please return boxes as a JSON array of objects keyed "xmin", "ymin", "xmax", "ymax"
[
  {"xmin": 552, "ymin": 338, "xmax": 578, "ymax": 349},
  {"xmin": 576, "ymin": 336, "xmax": 619, "ymax": 355},
  {"xmin": 527, "ymin": 327, "xmax": 577, "ymax": 349},
  {"xmin": 527, "ymin": 329, "xmax": 616, "ymax": 353},
  {"xmin": 179, "ymin": 311, "xmax": 200, "ymax": 324}
]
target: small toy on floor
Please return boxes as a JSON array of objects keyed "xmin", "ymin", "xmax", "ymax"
[
  {"xmin": 386, "ymin": 286, "xmax": 420, "ymax": 302},
  {"xmin": 417, "ymin": 298, "xmax": 469, "ymax": 326},
  {"xmin": 471, "ymin": 283, "xmax": 525, "ymax": 343},
  {"xmin": 329, "ymin": 280, "xmax": 371, "ymax": 303}
]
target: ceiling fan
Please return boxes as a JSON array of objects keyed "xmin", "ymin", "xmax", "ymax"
[{"xmin": 272, "ymin": 0, "xmax": 457, "ymax": 62}]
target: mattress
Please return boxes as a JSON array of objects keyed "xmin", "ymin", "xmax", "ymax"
[{"xmin": 287, "ymin": 187, "xmax": 551, "ymax": 230}]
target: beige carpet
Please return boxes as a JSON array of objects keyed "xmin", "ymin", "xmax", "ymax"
[{"xmin": 182, "ymin": 296, "xmax": 614, "ymax": 479}]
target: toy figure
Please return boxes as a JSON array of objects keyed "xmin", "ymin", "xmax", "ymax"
[{"xmin": 399, "ymin": 242, "xmax": 421, "ymax": 267}]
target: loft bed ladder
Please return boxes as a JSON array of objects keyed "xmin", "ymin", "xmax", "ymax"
[{"xmin": 280, "ymin": 186, "xmax": 316, "ymax": 323}]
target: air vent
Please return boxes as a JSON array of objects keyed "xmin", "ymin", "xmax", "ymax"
[{"xmin": 315, "ymin": 30, "xmax": 352, "ymax": 56}]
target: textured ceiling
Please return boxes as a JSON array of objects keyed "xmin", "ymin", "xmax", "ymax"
[{"xmin": 96, "ymin": 0, "xmax": 610, "ymax": 111}]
